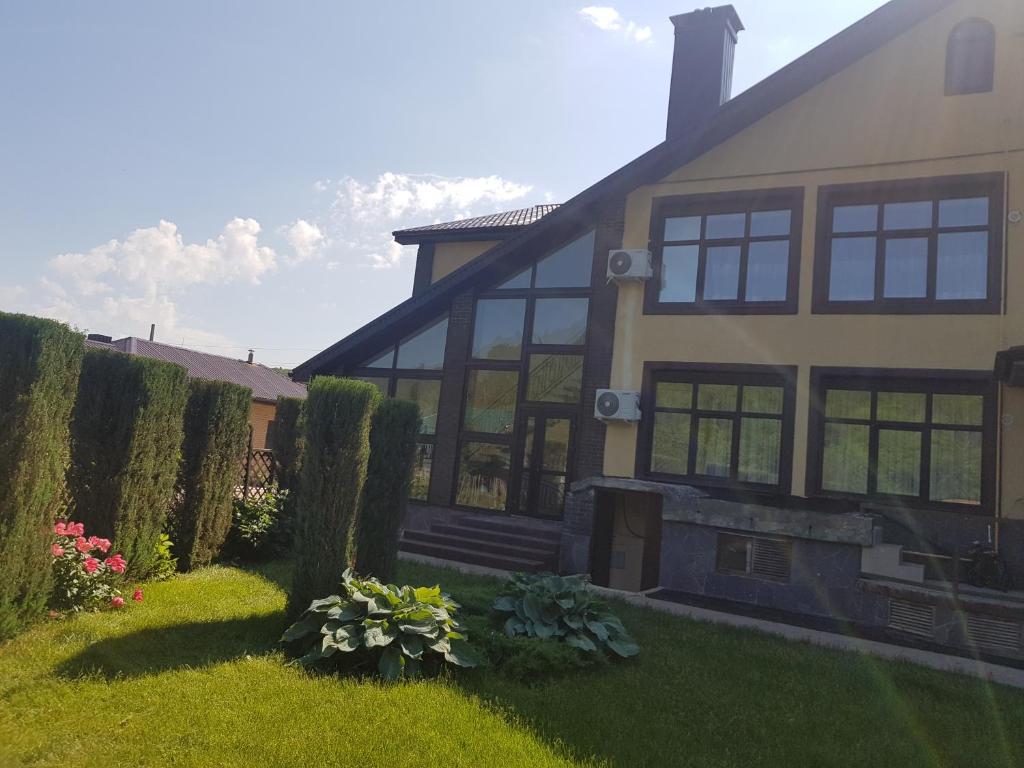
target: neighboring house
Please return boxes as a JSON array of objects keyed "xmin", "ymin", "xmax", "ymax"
[
  {"xmin": 297, "ymin": 1, "xmax": 1024, "ymax": 658},
  {"xmin": 85, "ymin": 335, "xmax": 306, "ymax": 450}
]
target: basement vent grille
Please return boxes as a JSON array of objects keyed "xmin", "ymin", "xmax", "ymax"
[
  {"xmin": 966, "ymin": 615, "xmax": 1022, "ymax": 654},
  {"xmin": 888, "ymin": 600, "xmax": 935, "ymax": 637},
  {"xmin": 751, "ymin": 538, "xmax": 793, "ymax": 581}
]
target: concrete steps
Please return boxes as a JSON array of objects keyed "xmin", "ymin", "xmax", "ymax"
[{"xmin": 399, "ymin": 515, "xmax": 560, "ymax": 573}]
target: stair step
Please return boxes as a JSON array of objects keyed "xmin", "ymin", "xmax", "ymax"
[
  {"xmin": 432, "ymin": 523, "xmax": 560, "ymax": 553},
  {"xmin": 399, "ymin": 539, "xmax": 547, "ymax": 572},
  {"xmin": 404, "ymin": 530, "xmax": 557, "ymax": 564},
  {"xmin": 455, "ymin": 516, "xmax": 561, "ymax": 543}
]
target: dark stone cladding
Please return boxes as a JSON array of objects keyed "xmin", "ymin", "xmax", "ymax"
[{"xmin": 411, "ymin": 242, "xmax": 435, "ymax": 297}]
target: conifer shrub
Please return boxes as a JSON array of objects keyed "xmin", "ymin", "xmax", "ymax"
[
  {"xmin": 272, "ymin": 396, "xmax": 304, "ymax": 492},
  {"xmin": 355, "ymin": 398, "xmax": 420, "ymax": 583},
  {"xmin": 173, "ymin": 379, "xmax": 251, "ymax": 571},
  {"xmin": 68, "ymin": 349, "xmax": 189, "ymax": 577},
  {"xmin": 0, "ymin": 312, "xmax": 84, "ymax": 638},
  {"xmin": 287, "ymin": 377, "xmax": 380, "ymax": 619}
]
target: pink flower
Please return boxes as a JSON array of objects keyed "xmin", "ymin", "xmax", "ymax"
[
  {"xmin": 132, "ymin": 589, "xmax": 144, "ymax": 603},
  {"xmin": 51, "ymin": 543, "xmax": 65, "ymax": 558},
  {"xmin": 88, "ymin": 536, "xmax": 112, "ymax": 553},
  {"xmin": 65, "ymin": 522, "xmax": 85, "ymax": 537},
  {"xmin": 111, "ymin": 596, "xmax": 125, "ymax": 608},
  {"xmin": 54, "ymin": 521, "xmax": 67, "ymax": 536},
  {"xmin": 83, "ymin": 557, "xmax": 100, "ymax": 574},
  {"xmin": 74, "ymin": 536, "xmax": 93, "ymax": 554},
  {"xmin": 104, "ymin": 554, "xmax": 127, "ymax": 574}
]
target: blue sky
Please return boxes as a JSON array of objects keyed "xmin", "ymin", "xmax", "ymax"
[{"xmin": 0, "ymin": 1, "xmax": 885, "ymax": 368}]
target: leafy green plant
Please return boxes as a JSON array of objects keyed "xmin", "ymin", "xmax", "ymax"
[
  {"xmin": 493, "ymin": 573, "xmax": 640, "ymax": 658},
  {"xmin": 281, "ymin": 569, "xmax": 476, "ymax": 681},
  {"xmin": 152, "ymin": 534, "xmax": 178, "ymax": 581},
  {"xmin": 223, "ymin": 485, "xmax": 291, "ymax": 561},
  {"xmin": 68, "ymin": 349, "xmax": 189, "ymax": 577},
  {"xmin": 0, "ymin": 312, "xmax": 84, "ymax": 639}
]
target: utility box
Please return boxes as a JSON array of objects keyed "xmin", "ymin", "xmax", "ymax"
[{"xmin": 591, "ymin": 489, "xmax": 662, "ymax": 592}]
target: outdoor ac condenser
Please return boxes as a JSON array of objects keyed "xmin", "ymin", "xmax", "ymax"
[
  {"xmin": 594, "ymin": 389, "xmax": 641, "ymax": 422},
  {"xmin": 606, "ymin": 249, "xmax": 653, "ymax": 281}
]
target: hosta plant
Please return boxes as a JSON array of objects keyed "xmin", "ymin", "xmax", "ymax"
[
  {"xmin": 493, "ymin": 573, "xmax": 639, "ymax": 658},
  {"xmin": 49, "ymin": 520, "xmax": 143, "ymax": 612},
  {"xmin": 280, "ymin": 569, "xmax": 477, "ymax": 681}
]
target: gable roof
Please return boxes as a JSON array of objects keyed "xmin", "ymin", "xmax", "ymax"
[
  {"xmin": 294, "ymin": 0, "xmax": 955, "ymax": 381},
  {"xmin": 87, "ymin": 336, "xmax": 307, "ymax": 403},
  {"xmin": 393, "ymin": 204, "xmax": 561, "ymax": 244}
]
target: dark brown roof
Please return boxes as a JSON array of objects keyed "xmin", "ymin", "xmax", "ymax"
[
  {"xmin": 86, "ymin": 337, "xmax": 306, "ymax": 403},
  {"xmin": 296, "ymin": 0, "xmax": 954, "ymax": 381},
  {"xmin": 393, "ymin": 204, "xmax": 561, "ymax": 244}
]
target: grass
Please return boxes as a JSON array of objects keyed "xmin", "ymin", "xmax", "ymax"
[{"xmin": 0, "ymin": 561, "xmax": 1022, "ymax": 768}]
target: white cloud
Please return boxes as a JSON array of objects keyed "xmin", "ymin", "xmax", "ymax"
[
  {"xmin": 323, "ymin": 172, "xmax": 533, "ymax": 270},
  {"xmin": 579, "ymin": 6, "xmax": 652, "ymax": 44},
  {"xmin": 284, "ymin": 219, "xmax": 326, "ymax": 264}
]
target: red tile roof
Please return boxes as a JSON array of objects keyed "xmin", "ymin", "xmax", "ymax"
[{"xmin": 86, "ymin": 337, "xmax": 306, "ymax": 403}]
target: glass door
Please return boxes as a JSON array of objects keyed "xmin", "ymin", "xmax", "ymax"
[{"xmin": 515, "ymin": 408, "xmax": 574, "ymax": 519}]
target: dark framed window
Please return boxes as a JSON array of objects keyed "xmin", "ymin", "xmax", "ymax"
[
  {"xmin": 455, "ymin": 230, "xmax": 596, "ymax": 513},
  {"xmin": 813, "ymin": 174, "xmax": 1004, "ymax": 314},
  {"xmin": 807, "ymin": 368, "xmax": 996, "ymax": 514},
  {"xmin": 645, "ymin": 188, "xmax": 803, "ymax": 315},
  {"xmin": 946, "ymin": 18, "xmax": 995, "ymax": 96},
  {"xmin": 638, "ymin": 363, "xmax": 797, "ymax": 494},
  {"xmin": 350, "ymin": 315, "xmax": 448, "ymax": 502}
]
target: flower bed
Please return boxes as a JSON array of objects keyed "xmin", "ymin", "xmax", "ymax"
[{"xmin": 50, "ymin": 521, "xmax": 142, "ymax": 613}]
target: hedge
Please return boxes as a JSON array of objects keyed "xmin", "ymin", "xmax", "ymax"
[
  {"xmin": 355, "ymin": 398, "xmax": 420, "ymax": 583},
  {"xmin": 173, "ymin": 379, "xmax": 251, "ymax": 571},
  {"xmin": 0, "ymin": 312, "xmax": 84, "ymax": 638},
  {"xmin": 273, "ymin": 395, "xmax": 305, "ymax": 492},
  {"xmin": 287, "ymin": 377, "xmax": 380, "ymax": 619},
  {"xmin": 68, "ymin": 349, "xmax": 189, "ymax": 577}
]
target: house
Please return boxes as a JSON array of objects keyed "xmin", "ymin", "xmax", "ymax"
[
  {"xmin": 85, "ymin": 335, "xmax": 306, "ymax": 451},
  {"xmin": 296, "ymin": 0, "xmax": 1024, "ymax": 658}
]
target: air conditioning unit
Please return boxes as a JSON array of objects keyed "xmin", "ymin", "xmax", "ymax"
[
  {"xmin": 595, "ymin": 389, "xmax": 641, "ymax": 422},
  {"xmin": 607, "ymin": 249, "xmax": 653, "ymax": 281}
]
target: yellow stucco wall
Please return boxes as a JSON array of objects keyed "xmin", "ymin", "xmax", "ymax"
[
  {"xmin": 604, "ymin": 0, "xmax": 1024, "ymax": 516},
  {"xmin": 431, "ymin": 241, "xmax": 503, "ymax": 283},
  {"xmin": 249, "ymin": 401, "xmax": 277, "ymax": 452}
]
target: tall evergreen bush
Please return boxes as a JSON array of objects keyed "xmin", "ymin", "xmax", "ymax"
[
  {"xmin": 68, "ymin": 349, "xmax": 189, "ymax": 576},
  {"xmin": 174, "ymin": 379, "xmax": 251, "ymax": 571},
  {"xmin": 355, "ymin": 398, "xmax": 420, "ymax": 583},
  {"xmin": 273, "ymin": 395, "xmax": 305, "ymax": 492},
  {"xmin": 287, "ymin": 377, "xmax": 380, "ymax": 619},
  {"xmin": 0, "ymin": 312, "xmax": 83, "ymax": 638}
]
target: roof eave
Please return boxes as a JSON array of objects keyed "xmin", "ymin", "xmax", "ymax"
[{"xmin": 393, "ymin": 225, "xmax": 527, "ymax": 246}]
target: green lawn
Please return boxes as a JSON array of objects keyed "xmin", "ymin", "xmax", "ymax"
[{"xmin": 1, "ymin": 561, "xmax": 1022, "ymax": 768}]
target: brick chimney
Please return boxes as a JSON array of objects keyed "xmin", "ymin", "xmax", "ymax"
[{"xmin": 666, "ymin": 5, "xmax": 744, "ymax": 140}]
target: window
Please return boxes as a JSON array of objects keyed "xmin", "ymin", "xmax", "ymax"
[
  {"xmin": 809, "ymin": 369, "xmax": 994, "ymax": 512},
  {"xmin": 646, "ymin": 189, "xmax": 803, "ymax": 314},
  {"xmin": 814, "ymin": 175, "xmax": 1003, "ymax": 314},
  {"xmin": 716, "ymin": 534, "xmax": 793, "ymax": 581},
  {"xmin": 946, "ymin": 19, "xmax": 996, "ymax": 96},
  {"xmin": 350, "ymin": 315, "xmax": 449, "ymax": 502},
  {"xmin": 641, "ymin": 365, "xmax": 796, "ymax": 492},
  {"xmin": 456, "ymin": 231, "xmax": 595, "ymax": 512}
]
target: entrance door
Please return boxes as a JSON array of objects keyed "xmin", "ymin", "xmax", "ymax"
[{"xmin": 514, "ymin": 408, "xmax": 575, "ymax": 519}]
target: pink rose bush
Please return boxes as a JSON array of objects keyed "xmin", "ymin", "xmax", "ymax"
[{"xmin": 49, "ymin": 520, "xmax": 140, "ymax": 613}]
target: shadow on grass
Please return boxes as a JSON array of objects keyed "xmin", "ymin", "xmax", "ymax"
[{"xmin": 57, "ymin": 612, "xmax": 285, "ymax": 681}]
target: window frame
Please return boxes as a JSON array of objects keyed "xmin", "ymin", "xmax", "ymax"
[
  {"xmin": 805, "ymin": 367, "xmax": 997, "ymax": 516},
  {"xmin": 945, "ymin": 18, "xmax": 996, "ymax": 96},
  {"xmin": 812, "ymin": 174, "xmax": 1004, "ymax": 315},
  {"xmin": 348, "ymin": 316, "xmax": 449, "ymax": 504},
  {"xmin": 644, "ymin": 188, "xmax": 804, "ymax": 316},
  {"xmin": 637, "ymin": 362, "xmax": 798, "ymax": 495}
]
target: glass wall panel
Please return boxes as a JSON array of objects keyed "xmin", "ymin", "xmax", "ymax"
[
  {"xmin": 409, "ymin": 443, "xmax": 433, "ymax": 501},
  {"xmin": 394, "ymin": 378, "xmax": 442, "ymax": 435},
  {"xmin": 471, "ymin": 299, "xmax": 526, "ymax": 360},
  {"xmin": 464, "ymin": 370, "xmax": 518, "ymax": 434},
  {"xmin": 396, "ymin": 317, "xmax": 449, "ymax": 369},
  {"xmin": 456, "ymin": 442, "xmax": 511, "ymax": 510},
  {"xmin": 532, "ymin": 298, "xmax": 589, "ymax": 345},
  {"xmin": 534, "ymin": 231, "xmax": 595, "ymax": 288},
  {"xmin": 526, "ymin": 354, "xmax": 583, "ymax": 403}
]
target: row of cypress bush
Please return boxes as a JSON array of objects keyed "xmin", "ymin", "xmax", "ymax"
[
  {"xmin": 287, "ymin": 378, "xmax": 420, "ymax": 619},
  {"xmin": 0, "ymin": 312, "xmax": 257, "ymax": 637}
]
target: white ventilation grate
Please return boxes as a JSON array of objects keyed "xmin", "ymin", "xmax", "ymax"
[
  {"xmin": 888, "ymin": 600, "xmax": 935, "ymax": 637},
  {"xmin": 751, "ymin": 538, "xmax": 792, "ymax": 581},
  {"xmin": 966, "ymin": 614, "xmax": 1022, "ymax": 654}
]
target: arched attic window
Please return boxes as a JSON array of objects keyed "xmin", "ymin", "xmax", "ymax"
[{"xmin": 945, "ymin": 18, "xmax": 995, "ymax": 96}]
